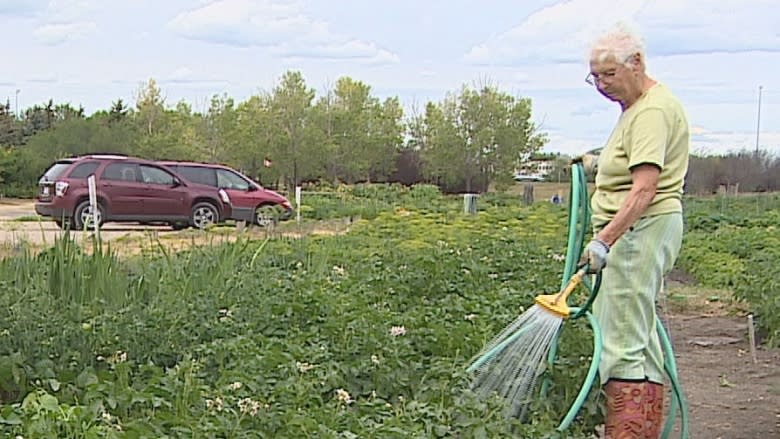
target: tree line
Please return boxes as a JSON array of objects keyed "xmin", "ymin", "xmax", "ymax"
[
  {"xmin": 0, "ymin": 71, "xmax": 546, "ymax": 197},
  {"xmin": 1, "ymin": 70, "xmax": 777, "ymax": 198}
]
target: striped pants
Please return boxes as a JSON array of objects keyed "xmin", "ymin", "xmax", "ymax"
[{"xmin": 593, "ymin": 212, "xmax": 683, "ymax": 385}]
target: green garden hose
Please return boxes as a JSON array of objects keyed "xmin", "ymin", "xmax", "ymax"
[{"xmin": 546, "ymin": 161, "xmax": 689, "ymax": 437}]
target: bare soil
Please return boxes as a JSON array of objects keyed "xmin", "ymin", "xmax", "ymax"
[
  {"xmin": 662, "ymin": 277, "xmax": 780, "ymax": 439},
  {"xmin": 1, "ymin": 202, "xmax": 778, "ymax": 438},
  {"xmin": 0, "ymin": 200, "xmax": 352, "ymax": 257}
]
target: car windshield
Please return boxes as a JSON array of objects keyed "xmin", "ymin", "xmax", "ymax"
[{"xmin": 40, "ymin": 161, "xmax": 73, "ymax": 181}]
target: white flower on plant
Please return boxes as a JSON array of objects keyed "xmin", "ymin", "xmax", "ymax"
[
  {"xmin": 335, "ymin": 388, "xmax": 354, "ymax": 404},
  {"xmin": 238, "ymin": 397, "xmax": 262, "ymax": 416},
  {"xmin": 389, "ymin": 326, "xmax": 406, "ymax": 337},
  {"xmin": 228, "ymin": 381, "xmax": 242, "ymax": 391},
  {"xmin": 218, "ymin": 308, "xmax": 233, "ymax": 322},
  {"xmin": 107, "ymin": 350, "xmax": 127, "ymax": 365},
  {"xmin": 551, "ymin": 253, "xmax": 565, "ymax": 262},
  {"xmin": 332, "ymin": 265, "xmax": 345, "ymax": 276},
  {"xmin": 371, "ymin": 354, "xmax": 380, "ymax": 365},
  {"xmin": 464, "ymin": 314, "xmax": 477, "ymax": 321},
  {"xmin": 102, "ymin": 411, "xmax": 113, "ymax": 422},
  {"xmin": 488, "ymin": 273, "xmax": 498, "ymax": 279},
  {"xmin": 296, "ymin": 361, "xmax": 315, "ymax": 373},
  {"xmin": 206, "ymin": 397, "xmax": 224, "ymax": 412}
]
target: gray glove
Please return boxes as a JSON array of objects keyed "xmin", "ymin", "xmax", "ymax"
[{"xmin": 579, "ymin": 239, "xmax": 610, "ymax": 273}]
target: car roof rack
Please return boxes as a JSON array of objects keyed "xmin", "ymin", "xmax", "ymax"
[{"xmin": 85, "ymin": 154, "xmax": 129, "ymax": 160}]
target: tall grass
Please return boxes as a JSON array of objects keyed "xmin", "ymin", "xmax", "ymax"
[{"xmin": 37, "ymin": 232, "xmax": 139, "ymax": 310}]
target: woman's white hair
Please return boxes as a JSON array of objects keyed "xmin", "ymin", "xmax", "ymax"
[{"xmin": 589, "ymin": 22, "xmax": 646, "ymax": 66}]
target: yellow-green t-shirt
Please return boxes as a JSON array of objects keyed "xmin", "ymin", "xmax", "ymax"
[{"xmin": 591, "ymin": 83, "xmax": 690, "ymax": 229}]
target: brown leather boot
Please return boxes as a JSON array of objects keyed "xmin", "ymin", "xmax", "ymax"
[
  {"xmin": 603, "ymin": 379, "xmax": 646, "ymax": 439},
  {"xmin": 643, "ymin": 381, "xmax": 664, "ymax": 439}
]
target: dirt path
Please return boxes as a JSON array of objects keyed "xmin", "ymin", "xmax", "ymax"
[
  {"xmin": 0, "ymin": 200, "xmax": 353, "ymax": 258},
  {"xmin": 663, "ymin": 279, "xmax": 780, "ymax": 439}
]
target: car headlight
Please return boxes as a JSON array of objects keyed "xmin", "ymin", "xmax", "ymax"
[{"xmin": 218, "ymin": 189, "xmax": 230, "ymax": 204}]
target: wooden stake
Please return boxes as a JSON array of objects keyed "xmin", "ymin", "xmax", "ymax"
[{"xmin": 747, "ymin": 314, "xmax": 758, "ymax": 364}]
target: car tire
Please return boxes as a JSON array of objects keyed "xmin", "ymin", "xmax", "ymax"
[
  {"xmin": 72, "ymin": 200, "xmax": 105, "ymax": 230},
  {"xmin": 191, "ymin": 202, "xmax": 218, "ymax": 230},
  {"xmin": 255, "ymin": 204, "xmax": 279, "ymax": 227}
]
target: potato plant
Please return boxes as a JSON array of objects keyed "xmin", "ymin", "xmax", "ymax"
[
  {"xmin": 0, "ymin": 197, "xmax": 618, "ymax": 437},
  {"xmin": 678, "ymin": 193, "xmax": 780, "ymax": 346}
]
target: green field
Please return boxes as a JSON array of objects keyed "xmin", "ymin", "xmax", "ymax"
[{"xmin": 0, "ymin": 184, "xmax": 777, "ymax": 437}]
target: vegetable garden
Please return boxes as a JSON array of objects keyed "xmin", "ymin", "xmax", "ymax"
[{"xmin": 0, "ymin": 185, "xmax": 777, "ymax": 437}]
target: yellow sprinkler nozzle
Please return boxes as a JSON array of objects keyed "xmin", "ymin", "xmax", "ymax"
[{"xmin": 534, "ymin": 270, "xmax": 585, "ymax": 318}]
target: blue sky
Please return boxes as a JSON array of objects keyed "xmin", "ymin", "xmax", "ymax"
[{"xmin": 2, "ymin": 0, "xmax": 779, "ymax": 156}]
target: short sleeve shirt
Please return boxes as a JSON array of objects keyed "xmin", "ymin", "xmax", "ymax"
[{"xmin": 591, "ymin": 83, "xmax": 690, "ymax": 229}]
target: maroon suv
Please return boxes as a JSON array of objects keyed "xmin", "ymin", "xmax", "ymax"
[
  {"xmin": 158, "ymin": 161, "xmax": 293, "ymax": 226},
  {"xmin": 35, "ymin": 155, "xmax": 232, "ymax": 230}
]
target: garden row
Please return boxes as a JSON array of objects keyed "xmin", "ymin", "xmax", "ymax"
[
  {"xmin": 0, "ymin": 199, "xmax": 599, "ymax": 438},
  {"xmin": 677, "ymin": 193, "xmax": 780, "ymax": 346}
]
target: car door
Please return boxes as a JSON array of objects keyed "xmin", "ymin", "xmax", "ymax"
[
  {"xmin": 138, "ymin": 165, "xmax": 189, "ymax": 218},
  {"xmin": 215, "ymin": 168, "xmax": 255, "ymax": 220},
  {"xmin": 99, "ymin": 162, "xmax": 145, "ymax": 217}
]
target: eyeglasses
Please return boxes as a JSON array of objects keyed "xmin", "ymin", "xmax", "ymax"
[
  {"xmin": 585, "ymin": 54, "xmax": 637, "ymax": 86},
  {"xmin": 585, "ymin": 70, "xmax": 617, "ymax": 86}
]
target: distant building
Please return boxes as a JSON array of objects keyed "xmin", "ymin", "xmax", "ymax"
[{"xmin": 513, "ymin": 153, "xmax": 558, "ymax": 181}]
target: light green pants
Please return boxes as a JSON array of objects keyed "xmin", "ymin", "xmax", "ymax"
[{"xmin": 593, "ymin": 212, "xmax": 683, "ymax": 385}]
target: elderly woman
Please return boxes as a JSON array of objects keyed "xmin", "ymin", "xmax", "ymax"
[{"xmin": 578, "ymin": 23, "xmax": 690, "ymax": 439}]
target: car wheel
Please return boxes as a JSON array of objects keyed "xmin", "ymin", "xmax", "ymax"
[
  {"xmin": 191, "ymin": 202, "xmax": 218, "ymax": 229},
  {"xmin": 72, "ymin": 200, "xmax": 105, "ymax": 230},
  {"xmin": 255, "ymin": 204, "xmax": 279, "ymax": 227}
]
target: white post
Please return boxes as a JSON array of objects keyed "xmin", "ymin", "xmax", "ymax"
[
  {"xmin": 295, "ymin": 186, "xmax": 302, "ymax": 224},
  {"xmin": 748, "ymin": 314, "xmax": 758, "ymax": 364},
  {"xmin": 87, "ymin": 175, "xmax": 100, "ymax": 238},
  {"xmin": 463, "ymin": 193, "xmax": 477, "ymax": 215}
]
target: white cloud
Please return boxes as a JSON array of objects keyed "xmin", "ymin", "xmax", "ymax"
[
  {"xmin": 465, "ymin": 0, "xmax": 780, "ymax": 65},
  {"xmin": 33, "ymin": 21, "xmax": 98, "ymax": 45},
  {"xmin": 280, "ymin": 40, "xmax": 400, "ymax": 65},
  {"xmin": 167, "ymin": 0, "xmax": 399, "ymax": 64},
  {"xmin": 44, "ymin": 0, "xmax": 99, "ymax": 22},
  {"xmin": 0, "ymin": 0, "xmax": 47, "ymax": 17},
  {"xmin": 160, "ymin": 67, "xmax": 230, "ymax": 86}
]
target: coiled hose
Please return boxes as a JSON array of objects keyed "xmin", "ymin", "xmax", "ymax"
[{"xmin": 545, "ymin": 162, "xmax": 689, "ymax": 438}]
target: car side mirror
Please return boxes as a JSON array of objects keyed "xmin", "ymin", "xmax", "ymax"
[{"xmin": 172, "ymin": 178, "xmax": 183, "ymax": 187}]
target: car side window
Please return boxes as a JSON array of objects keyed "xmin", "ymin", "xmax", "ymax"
[
  {"xmin": 216, "ymin": 169, "xmax": 250, "ymax": 191},
  {"xmin": 102, "ymin": 163, "xmax": 139, "ymax": 182},
  {"xmin": 139, "ymin": 165, "xmax": 176, "ymax": 186},
  {"xmin": 68, "ymin": 162, "xmax": 100, "ymax": 178},
  {"xmin": 177, "ymin": 166, "xmax": 217, "ymax": 186}
]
